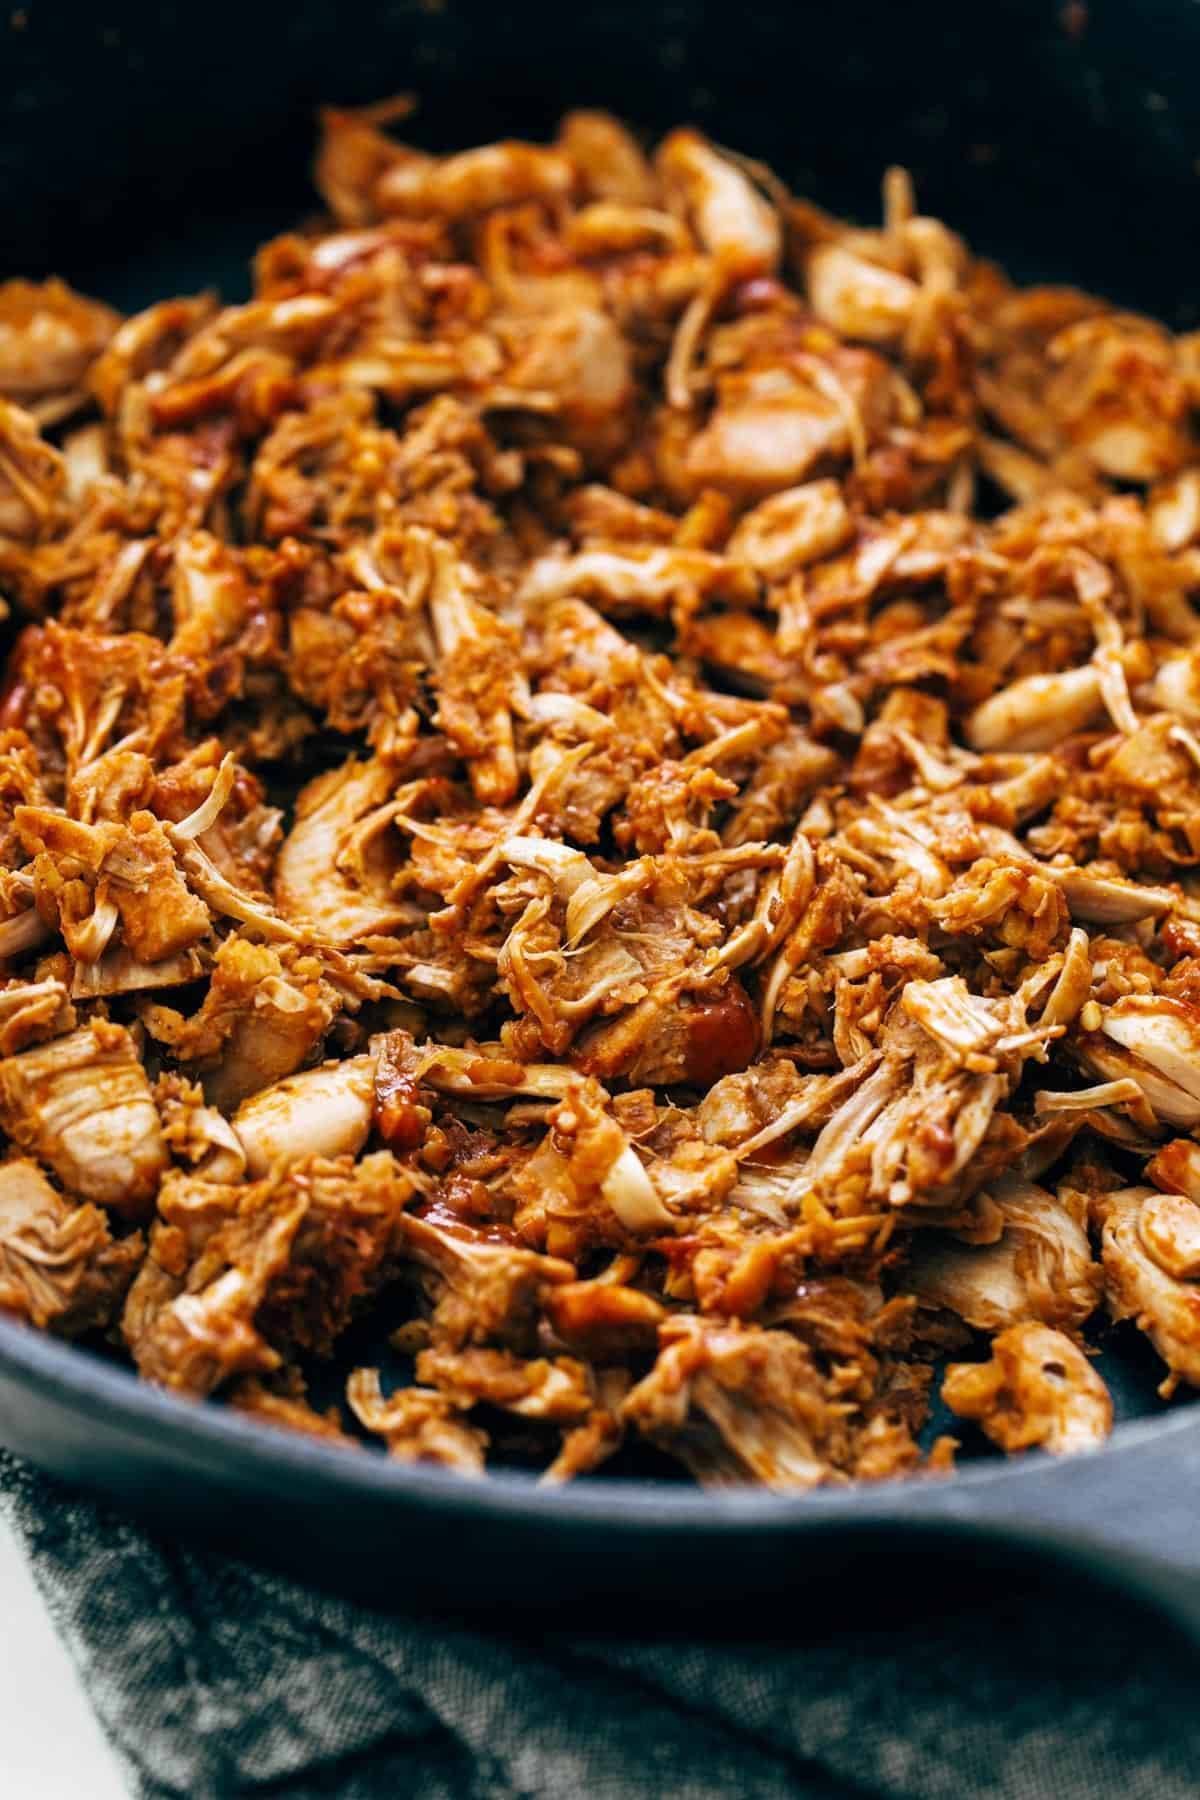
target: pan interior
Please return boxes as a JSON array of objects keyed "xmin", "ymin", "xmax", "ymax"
[{"xmin": 10, "ymin": 51, "xmax": 1200, "ymax": 1490}]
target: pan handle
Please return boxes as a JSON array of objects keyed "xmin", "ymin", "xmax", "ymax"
[{"xmin": 889, "ymin": 1417, "xmax": 1200, "ymax": 1639}]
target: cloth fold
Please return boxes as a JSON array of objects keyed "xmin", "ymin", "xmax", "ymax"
[{"xmin": 1, "ymin": 1452, "xmax": 1197, "ymax": 1800}]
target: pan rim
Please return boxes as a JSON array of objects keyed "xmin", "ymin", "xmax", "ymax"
[{"xmin": 0, "ymin": 1309, "xmax": 1195, "ymax": 1535}]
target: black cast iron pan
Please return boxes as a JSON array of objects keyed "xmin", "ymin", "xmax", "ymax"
[{"xmin": 5, "ymin": 0, "xmax": 1200, "ymax": 1629}]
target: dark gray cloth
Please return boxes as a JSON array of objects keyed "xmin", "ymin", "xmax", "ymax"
[{"xmin": 1, "ymin": 1451, "xmax": 1196, "ymax": 1800}]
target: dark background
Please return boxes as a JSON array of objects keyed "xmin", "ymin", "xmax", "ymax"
[{"xmin": 4, "ymin": 0, "xmax": 1200, "ymax": 323}]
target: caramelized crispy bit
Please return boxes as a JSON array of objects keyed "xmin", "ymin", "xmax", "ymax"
[
  {"xmin": 622, "ymin": 1314, "xmax": 924, "ymax": 1489},
  {"xmin": 943, "ymin": 1324, "xmax": 1112, "ymax": 1456},
  {"xmin": 123, "ymin": 1153, "xmax": 411, "ymax": 1394},
  {"xmin": 230, "ymin": 1370, "xmax": 356, "ymax": 1443},
  {"xmin": 905, "ymin": 1178, "xmax": 1101, "ymax": 1332},
  {"xmin": 139, "ymin": 937, "xmax": 340, "ymax": 1111},
  {"xmin": 347, "ymin": 1367, "xmax": 486, "ymax": 1471},
  {"xmin": 0, "ymin": 1022, "xmax": 166, "ymax": 1217},
  {"xmin": 1101, "ymin": 1188, "xmax": 1200, "ymax": 1391},
  {"xmin": 0, "ymin": 1158, "xmax": 142, "ymax": 1334}
]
